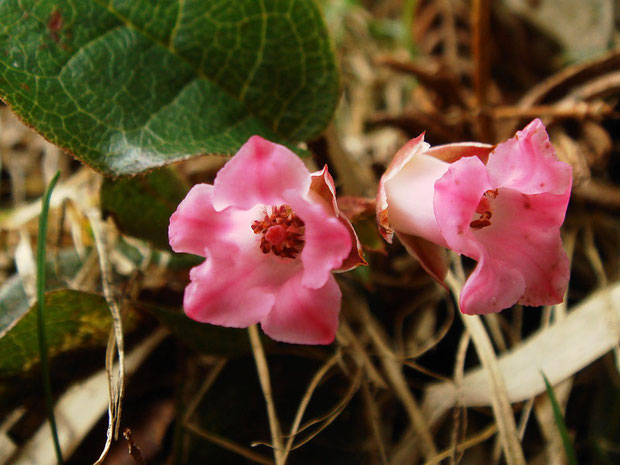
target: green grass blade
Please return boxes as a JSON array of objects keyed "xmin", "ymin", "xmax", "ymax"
[
  {"xmin": 36, "ymin": 171, "xmax": 63, "ymax": 465},
  {"xmin": 542, "ymin": 372, "xmax": 579, "ymax": 465}
]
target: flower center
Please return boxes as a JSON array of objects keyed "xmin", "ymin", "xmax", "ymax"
[
  {"xmin": 251, "ymin": 205, "xmax": 305, "ymax": 259},
  {"xmin": 470, "ymin": 189, "xmax": 498, "ymax": 230}
]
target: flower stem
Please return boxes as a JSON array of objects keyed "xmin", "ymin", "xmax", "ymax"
[{"xmin": 248, "ymin": 325, "xmax": 284, "ymax": 465}]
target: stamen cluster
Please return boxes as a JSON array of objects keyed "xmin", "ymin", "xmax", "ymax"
[{"xmin": 252, "ymin": 205, "xmax": 305, "ymax": 259}]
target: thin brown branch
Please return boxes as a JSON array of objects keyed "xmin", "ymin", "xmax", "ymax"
[
  {"xmin": 471, "ymin": 0, "xmax": 493, "ymax": 142},
  {"xmin": 573, "ymin": 180, "xmax": 620, "ymax": 210},
  {"xmin": 491, "ymin": 103, "xmax": 617, "ymax": 120},
  {"xmin": 376, "ymin": 55, "xmax": 467, "ymax": 107}
]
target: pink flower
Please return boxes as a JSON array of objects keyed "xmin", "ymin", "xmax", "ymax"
[
  {"xmin": 377, "ymin": 119, "xmax": 572, "ymax": 315},
  {"xmin": 169, "ymin": 136, "xmax": 365, "ymax": 344}
]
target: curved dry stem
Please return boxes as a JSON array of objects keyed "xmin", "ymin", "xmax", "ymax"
[
  {"xmin": 264, "ymin": 367, "xmax": 362, "ymax": 453},
  {"xmin": 450, "ymin": 332, "xmax": 470, "ymax": 465},
  {"xmin": 358, "ymin": 302, "xmax": 438, "ymax": 459},
  {"xmin": 248, "ymin": 325, "xmax": 284, "ymax": 465},
  {"xmin": 186, "ymin": 423, "xmax": 275, "ymax": 465},
  {"xmin": 424, "ymin": 423, "xmax": 498, "ymax": 465},
  {"xmin": 361, "ymin": 377, "xmax": 389, "ymax": 465},
  {"xmin": 445, "ymin": 271, "xmax": 526, "ymax": 465},
  {"xmin": 402, "ymin": 299, "xmax": 455, "ymax": 359},
  {"xmin": 338, "ymin": 321, "xmax": 387, "ymax": 388},
  {"xmin": 280, "ymin": 352, "xmax": 340, "ymax": 463}
]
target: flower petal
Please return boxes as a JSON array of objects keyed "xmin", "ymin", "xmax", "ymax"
[
  {"xmin": 486, "ymin": 119, "xmax": 572, "ymax": 195},
  {"xmin": 433, "ymin": 156, "xmax": 493, "ymax": 254},
  {"xmin": 459, "ymin": 246, "xmax": 526, "ymax": 315},
  {"xmin": 212, "ymin": 136, "xmax": 311, "ymax": 211},
  {"xmin": 426, "ymin": 142, "xmax": 493, "ymax": 164},
  {"xmin": 261, "ymin": 273, "xmax": 341, "ymax": 344},
  {"xmin": 435, "ymin": 156, "xmax": 570, "ymax": 314},
  {"xmin": 433, "ymin": 156, "xmax": 524, "ymax": 314},
  {"xmin": 397, "ymin": 232, "xmax": 448, "ymax": 286},
  {"xmin": 384, "ymin": 151, "xmax": 450, "ymax": 246},
  {"xmin": 469, "ymin": 188, "xmax": 570, "ymax": 308},
  {"xmin": 183, "ymin": 240, "xmax": 302, "ymax": 327},
  {"xmin": 169, "ymin": 184, "xmax": 235, "ymax": 256},
  {"xmin": 184, "ymin": 261, "xmax": 274, "ymax": 327},
  {"xmin": 310, "ymin": 166, "xmax": 367, "ymax": 271},
  {"xmin": 377, "ymin": 134, "xmax": 429, "ymax": 242}
]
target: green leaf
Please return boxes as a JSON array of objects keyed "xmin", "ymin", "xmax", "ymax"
[
  {"xmin": 101, "ymin": 167, "xmax": 188, "ymax": 249},
  {"xmin": 143, "ymin": 303, "xmax": 257, "ymax": 355},
  {"xmin": 542, "ymin": 372, "xmax": 580, "ymax": 465},
  {"xmin": 0, "ymin": 0, "xmax": 339, "ymax": 176},
  {"xmin": 0, "ymin": 290, "xmax": 111, "ymax": 376}
]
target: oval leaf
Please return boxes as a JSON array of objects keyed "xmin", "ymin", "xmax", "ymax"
[
  {"xmin": 101, "ymin": 167, "xmax": 189, "ymax": 249},
  {"xmin": 0, "ymin": 289, "xmax": 111, "ymax": 375},
  {"xmin": 0, "ymin": 0, "xmax": 339, "ymax": 175},
  {"xmin": 143, "ymin": 302, "xmax": 257, "ymax": 355}
]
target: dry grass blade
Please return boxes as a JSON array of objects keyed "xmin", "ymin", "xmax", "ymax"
[
  {"xmin": 0, "ymin": 408, "xmax": 24, "ymax": 463},
  {"xmin": 584, "ymin": 222, "xmax": 608, "ymax": 286},
  {"xmin": 403, "ymin": 360, "xmax": 453, "ymax": 383},
  {"xmin": 402, "ymin": 299, "xmax": 455, "ymax": 359},
  {"xmin": 450, "ymin": 332, "xmax": 470, "ymax": 465},
  {"xmin": 517, "ymin": 398, "xmax": 535, "ymax": 440},
  {"xmin": 338, "ymin": 321, "xmax": 387, "ymax": 388},
  {"xmin": 1, "ymin": 168, "xmax": 93, "ymax": 231},
  {"xmin": 361, "ymin": 378, "xmax": 389, "ymax": 465},
  {"xmin": 182, "ymin": 358, "xmax": 227, "ymax": 424},
  {"xmin": 87, "ymin": 210, "xmax": 125, "ymax": 465},
  {"xmin": 483, "ymin": 313, "xmax": 508, "ymax": 352},
  {"xmin": 445, "ymin": 272, "xmax": 526, "ymax": 465},
  {"xmin": 266, "ymin": 367, "xmax": 362, "ymax": 453},
  {"xmin": 248, "ymin": 325, "xmax": 284, "ymax": 465},
  {"xmin": 280, "ymin": 353, "xmax": 340, "ymax": 463},
  {"xmin": 424, "ymin": 423, "xmax": 498, "ymax": 465},
  {"xmin": 357, "ymin": 296, "xmax": 438, "ymax": 459},
  {"xmin": 14, "ymin": 232, "xmax": 36, "ymax": 304},
  {"xmin": 11, "ymin": 329, "xmax": 167, "ymax": 465},
  {"xmin": 424, "ymin": 281, "xmax": 620, "ymax": 419},
  {"xmin": 185, "ymin": 423, "xmax": 275, "ymax": 465}
]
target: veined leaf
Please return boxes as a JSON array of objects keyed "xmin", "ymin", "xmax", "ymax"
[
  {"xmin": 0, "ymin": 0, "xmax": 339, "ymax": 175},
  {"xmin": 0, "ymin": 290, "xmax": 111, "ymax": 376},
  {"xmin": 143, "ymin": 302, "xmax": 256, "ymax": 355},
  {"xmin": 101, "ymin": 167, "xmax": 188, "ymax": 249}
]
